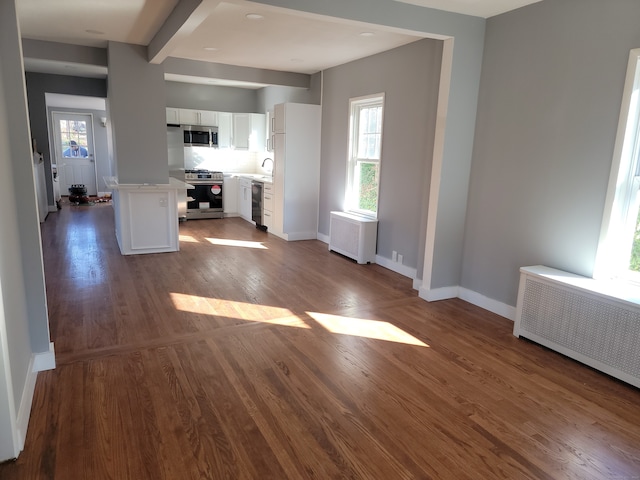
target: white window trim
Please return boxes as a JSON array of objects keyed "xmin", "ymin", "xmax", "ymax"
[
  {"xmin": 346, "ymin": 93, "xmax": 385, "ymax": 218},
  {"xmin": 595, "ymin": 48, "xmax": 640, "ymax": 281}
]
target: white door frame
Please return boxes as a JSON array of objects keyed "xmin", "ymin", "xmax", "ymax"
[{"xmin": 51, "ymin": 111, "xmax": 98, "ymax": 197}]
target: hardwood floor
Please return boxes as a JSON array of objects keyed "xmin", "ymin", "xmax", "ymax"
[{"xmin": 2, "ymin": 203, "xmax": 640, "ymax": 479}]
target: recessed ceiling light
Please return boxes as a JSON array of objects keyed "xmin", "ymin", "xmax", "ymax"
[
  {"xmin": 360, "ymin": 32, "xmax": 375, "ymax": 37},
  {"xmin": 85, "ymin": 29, "xmax": 105, "ymax": 35},
  {"xmin": 246, "ymin": 13, "xmax": 263, "ymax": 20},
  {"xmin": 204, "ymin": 47, "xmax": 218, "ymax": 51}
]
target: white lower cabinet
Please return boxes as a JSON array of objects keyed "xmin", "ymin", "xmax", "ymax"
[
  {"xmin": 263, "ymin": 183, "xmax": 273, "ymax": 230},
  {"xmin": 238, "ymin": 177, "xmax": 252, "ymax": 221},
  {"xmin": 223, "ymin": 176, "xmax": 238, "ymax": 215}
]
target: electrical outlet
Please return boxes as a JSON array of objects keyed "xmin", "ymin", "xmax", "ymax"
[
  {"xmin": 397, "ymin": 254, "xmax": 403, "ymax": 264},
  {"xmin": 392, "ymin": 251, "xmax": 398, "ymax": 262},
  {"xmin": 159, "ymin": 197, "xmax": 167, "ymax": 207}
]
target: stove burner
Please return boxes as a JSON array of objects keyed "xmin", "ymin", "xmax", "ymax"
[{"xmin": 185, "ymin": 169, "xmax": 224, "ymax": 181}]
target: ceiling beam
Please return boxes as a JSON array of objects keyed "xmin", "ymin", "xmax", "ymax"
[
  {"xmin": 163, "ymin": 57, "xmax": 311, "ymax": 88},
  {"xmin": 148, "ymin": 0, "xmax": 219, "ymax": 64}
]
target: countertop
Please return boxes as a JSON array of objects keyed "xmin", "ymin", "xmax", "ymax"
[
  {"xmin": 229, "ymin": 173, "xmax": 273, "ymax": 184},
  {"xmin": 104, "ymin": 176, "xmax": 194, "ymax": 190}
]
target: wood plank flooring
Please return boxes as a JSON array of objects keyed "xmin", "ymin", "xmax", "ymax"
[{"xmin": 2, "ymin": 203, "xmax": 640, "ymax": 479}]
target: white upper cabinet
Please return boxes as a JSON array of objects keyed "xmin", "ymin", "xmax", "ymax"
[
  {"xmin": 179, "ymin": 109, "xmax": 218, "ymax": 127},
  {"xmin": 166, "ymin": 108, "xmax": 180, "ymax": 125},
  {"xmin": 232, "ymin": 113, "xmax": 251, "ymax": 150},
  {"xmin": 266, "ymin": 110, "xmax": 274, "ymax": 151},
  {"xmin": 166, "ymin": 108, "xmax": 265, "ymax": 151},
  {"xmin": 273, "ymin": 103, "xmax": 286, "ymax": 134},
  {"xmin": 217, "ymin": 112, "xmax": 232, "ymax": 149},
  {"xmin": 232, "ymin": 113, "xmax": 265, "ymax": 151}
]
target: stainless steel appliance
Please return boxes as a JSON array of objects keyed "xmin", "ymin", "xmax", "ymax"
[
  {"xmin": 185, "ymin": 170, "xmax": 224, "ymax": 219},
  {"xmin": 183, "ymin": 125, "xmax": 218, "ymax": 147},
  {"xmin": 251, "ymin": 180, "xmax": 267, "ymax": 230}
]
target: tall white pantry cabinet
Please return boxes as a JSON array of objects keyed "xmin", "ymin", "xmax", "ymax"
[{"xmin": 270, "ymin": 103, "xmax": 321, "ymax": 241}]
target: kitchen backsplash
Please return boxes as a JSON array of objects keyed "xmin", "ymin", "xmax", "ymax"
[{"xmin": 184, "ymin": 147, "xmax": 262, "ymax": 173}]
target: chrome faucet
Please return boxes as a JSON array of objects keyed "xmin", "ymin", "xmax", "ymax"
[{"xmin": 261, "ymin": 157, "xmax": 274, "ymax": 171}]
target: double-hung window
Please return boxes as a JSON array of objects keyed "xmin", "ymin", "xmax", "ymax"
[
  {"xmin": 346, "ymin": 93, "xmax": 385, "ymax": 217},
  {"xmin": 596, "ymin": 48, "xmax": 640, "ymax": 281}
]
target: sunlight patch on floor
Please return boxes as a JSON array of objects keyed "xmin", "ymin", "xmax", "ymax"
[
  {"xmin": 307, "ymin": 312, "xmax": 430, "ymax": 347},
  {"xmin": 170, "ymin": 292, "xmax": 308, "ymax": 328},
  {"xmin": 179, "ymin": 234, "xmax": 199, "ymax": 243},
  {"xmin": 206, "ymin": 238, "xmax": 268, "ymax": 249}
]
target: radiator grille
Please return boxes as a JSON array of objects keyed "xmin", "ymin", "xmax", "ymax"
[
  {"xmin": 330, "ymin": 216, "xmax": 360, "ymax": 257},
  {"xmin": 328, "ymin": 212, "xmax": 377, "ymax": 264},
  {"xmin": 520, "ymin": 276, "xmax": 640, "ymax": 380}
]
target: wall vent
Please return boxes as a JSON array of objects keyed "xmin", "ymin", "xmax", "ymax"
[
  {"xmin": 514, "ymin": 265, "xmax": 640, "ymax": 388},
  {"xmin": 329, "ymin": 211, "xmax": 378, "ymax": 264}
]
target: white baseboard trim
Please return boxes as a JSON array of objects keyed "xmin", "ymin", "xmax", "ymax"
[
  {"xmin": 16, "ymin": 359, "xmax": 37, "ymax": 452},
  {"xmin": 16, "ymin": 343, "xmax": 55, "ymax": 452},
  {"xmin": 33, "ymin": 342, "xmax": 56, "ymax": 372},
  {"xmin": 419, "ymin": 285, "xmax": 460, "ymax": 301},
  {"xmin": 315, "ymin": 232, "xmax": 515, "ymax": 320},
  {"xmin": 48, "ymin": 204, "xmax": 58, "ymax": 213},
  {"xmin": 458, "ymin": 287, "xmax": 516, "ymax": 321},
  {"xmin": 419, "ymin": 284, "xmax": 514, "ymax": 320},
  {"xmin": 375, "ymin": 255, "xmax": 417, "ymax": 279}
]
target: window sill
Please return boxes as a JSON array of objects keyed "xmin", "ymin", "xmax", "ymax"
[{"xmin": 522, "ymin": 265, "xmax": 640, "ymax": 310}]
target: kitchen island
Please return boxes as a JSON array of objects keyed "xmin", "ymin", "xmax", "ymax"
[{"xmin": 104, "ymin": 176, "xmax": 192, "ymax": 255}]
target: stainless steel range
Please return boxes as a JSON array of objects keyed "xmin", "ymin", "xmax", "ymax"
[{"xmin": 185, "ymin": 169, "xmax": 224, "ymax": 219}]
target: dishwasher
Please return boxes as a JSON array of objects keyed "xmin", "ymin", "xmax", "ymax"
[{"xmin": 251, "ymin": 180, "xmax": 267, "ymax": 230}]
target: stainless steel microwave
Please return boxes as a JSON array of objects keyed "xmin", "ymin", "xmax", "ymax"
[{"xmin": 183, "ymin": 126, "xmax": 218, "ymax": 147}]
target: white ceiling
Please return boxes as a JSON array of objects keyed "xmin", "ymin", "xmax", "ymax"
[
  {"xmin": 16, "ymin": 0, "xmax": 542, "ymax": 87},
  {"xmin": 392, "ymin": 0, "xmax": 542, "ymax": 18}
]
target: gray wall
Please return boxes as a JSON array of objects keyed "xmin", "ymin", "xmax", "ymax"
[
  {"xmin": 0, "ymin": 0, "xmax": 50, "ymax": 459},
  {"xmin": 253, "ymin": 0, "xmax": 486, "ymax": 291},
  {"xmin": 320, "ymin": 39, "xmax": 442, "ymax": 271},
  {"xmin": 165, "ymin": 81, "xmax": 258, "ymax": 113},
  {"xmin": 107, "ymin": 42, "xmax": 168, "ymax": 184},
  {"xmin": 462, "ymin": 0, "xmax": 640, "ymax": 306},
  {"xmin": 165, "ymin": 72, "xmax": 322, "ymax": 115},
  {"xmin": 25, "ymin": 73, "xmax": 107, "ymax": 204},
  {"xmin": 257, "ymin": 72, "xmax": 322, "ymax": 111}
]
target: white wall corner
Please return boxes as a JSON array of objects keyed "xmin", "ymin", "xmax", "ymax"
[
  {"xmin": 419, "ymin": 284, "xmax": 459, "ymax": 301},
  {"xmin": 458, "ymin": 287, "xmax": 516, "ymax": 321},
  {"xmin": 32, "ymin": 342, "xmax": 55, "ymax": 372},
  {"xmin": 16, "ymin": 355, "xmax": 38, "ymax": 452},
  {"xmin": 412, "ymin": 278, "xmax": 422, "ymax": 291},
  {"xmin": 316, "ymin": 232, "xmax": 329, "ymax": 244}
]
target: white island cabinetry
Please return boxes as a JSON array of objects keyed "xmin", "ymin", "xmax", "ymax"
[
  {"xmin": 104, "ymin": 177, "xmax": 190, "ymax": 255},
  {"xmin": 270, "ymin": 103, "xmax": 321, "ymax": 241}
]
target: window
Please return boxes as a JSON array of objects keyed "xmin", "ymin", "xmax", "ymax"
[
  {"xmin": 595, "ymin": 48, "xmax": 640, "ymax": 281},
  {"xmin": 58, "ymin": 119, "xmax": 89, "ymax": 157},
  {"xmin": 346, "ymin": 94, "xmax": 384, "ymax": 217}
]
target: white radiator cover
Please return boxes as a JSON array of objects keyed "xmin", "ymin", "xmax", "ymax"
[
  {"xmin": 514, "ymin": 265, "xmax": 640, "ymax": 388},
  {"xmin": 329, "ymin": 211, "xmax": 378, "ymax": 264}
]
